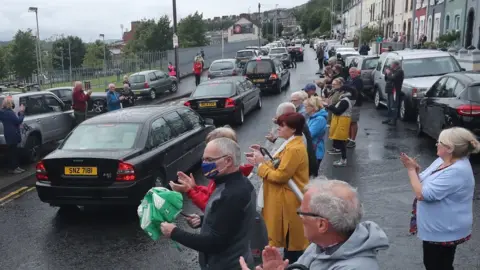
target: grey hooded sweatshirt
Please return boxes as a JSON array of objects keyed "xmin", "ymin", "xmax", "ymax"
[{"xmin": 295, "ymin": 221, "xmax": 389, "ymax": 270}]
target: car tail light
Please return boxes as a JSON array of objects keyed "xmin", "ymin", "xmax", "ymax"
[
  {"xmin": 144, "ymin": 82, "xmax": 149, "ymax": 88},
  {"xmin": 456, "ymin": 104, "xmax": 480, "ymax": 116},
  {"xmin": 36, "ymin": 161, "xmax": 48, "ymax": 181},
  {"xmin": 299, "ymin": 48, "xmax": 303, "ymax": 52},
  {"xmin": 225, "ymin": 98, "xmax": 235, "ymax": 108},
  {"xmin": 116, "ymin": 162, "xmax": 135, "ymax": 181},
  {"xmin": 269, "ymin": 73, "xmax": 279, "ymax": 80},
  {"xmin": 412, "ymin": 88, "xmax": 418, "ymax": 97},
  {"xmin": 184, "ymin": 101, "xmax": 191, "ymax": 107}
]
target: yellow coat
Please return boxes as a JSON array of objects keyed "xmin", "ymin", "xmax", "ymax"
[
  {"xmin": 257, "ymin": 136, "xmax": 310, "ymax": 251},
  {"xmin": 329, "ymin": 115, "xmax": 351, "ymax": 140}
]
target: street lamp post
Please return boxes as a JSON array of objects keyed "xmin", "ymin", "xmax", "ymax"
[
  {"xmin": 172, "ymin": 0, "xmax": 180, "ymax": 82},
  {"xmin": 258, "ymin": 3, "xmax": 261, "ymax": 47},
  {"xmin": 68, "ymin": 40, "xmax": 72, "ymax": 82},
  {"xmin": 99, "ymin": 34, "xmax": 106, "ymax": 86},
  {"xmin": 28, "ymin": 7, "xmax": 42, "ymax": 85}
]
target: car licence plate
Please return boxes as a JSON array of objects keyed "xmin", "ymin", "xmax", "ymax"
[
  {"xmin": 64, "ymin": 166, "xmax": 98, "ymax": 176},
  {"xmin": 253, "ymin": 79, "xmax": 265, "ymax": 83},
  {"xmin": 199, "ymin": 102, "xmax": 217, "ymax": 108}
]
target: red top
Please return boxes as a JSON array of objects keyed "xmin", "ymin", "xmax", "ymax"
[
  {"xmin": 186, "ymin": 164, "xmax": 254, "ymax": 212},
  {"xmin": 72, "ymin": 88, "xmax": 90, "ymax": 111},
  {"xmin": 193, "ymin": 62, "xmax": 203, "ymax": 74}
]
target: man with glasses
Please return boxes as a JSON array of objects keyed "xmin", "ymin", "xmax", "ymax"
[
  {"xmin": 160, "ymin": 138, "xmax": 257, "ymax": 270},
  {"xmin": 240, "ymin": 179, "xmax": 389, "ymax": 270},
  {"xmin": 290, "ymin": 91, "xmax": 309, "ymax": 120}
]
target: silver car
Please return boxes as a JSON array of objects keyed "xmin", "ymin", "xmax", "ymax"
[
  {"xmin": 129, "ymin": 70, "xmax": 178, "ymax": 100},
  {"xmin": 0, "ymin": 91, "xmax": 74, "ymax": 162},
  {"xmin": 207, "ymin": 59, "xmax": 242, "ymax": 79}
]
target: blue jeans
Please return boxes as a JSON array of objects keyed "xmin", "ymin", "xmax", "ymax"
[{"xmin": 387, "ymin": 92, "xmax": 400, "ymax": 122}]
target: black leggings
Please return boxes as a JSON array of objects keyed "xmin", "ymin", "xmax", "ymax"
[
  {"xmin": 423, "ymin": 241, "xmax": 457, "ymax": 270},
  {"xmin": 312, "ymin": 159, "xmax": 322, "ymax": 177},
  {"xmin": 284, "ymin": 230, "xmax": 304, "ymax": 264},
  {"xmin": 333, "ymin": 140, "xmax": 347, "ymax": 159},
  {"xmin": 7, "ymin": 144, "xmax": 19, "ymax": 170}
]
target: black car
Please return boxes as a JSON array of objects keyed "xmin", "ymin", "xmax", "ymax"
[
  {"xmin": 243, "ymin": 56, "xmax": 290, "ymax": 94},
  {"xmin": 184, "ymin": 77, "xmax": 261, "ymax": 125},
  {"xmin": 417, "ymin": 72, "xmax": 480, "ymax": 141},
  {"xmin": 287, "ymin": 45, "xmax": 304, "ymax": 62},
  {"xmin": 35, "ymin": 105, "xmax": 214, "ymax": 207},
  {"xmin": 47, "ymin": 87, "xmax": 109, "ymax": 115}
]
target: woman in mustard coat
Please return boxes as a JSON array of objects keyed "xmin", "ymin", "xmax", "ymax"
[{"xmin": 246, "ymin": 112, "xmax": 310, "ymax": 263}]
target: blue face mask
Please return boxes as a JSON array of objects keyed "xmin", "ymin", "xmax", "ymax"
[{"xmin": 201, "ymin": 162, "xmax": 219, "ymax": 178}]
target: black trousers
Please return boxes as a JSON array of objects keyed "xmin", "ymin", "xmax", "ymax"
[
  {"xmin": 423, "ymin": 241, "xmax": 457, "ymax": 270},
  {"xmin": 7, "ymin": 144, "xmax": 19, "ymax": 170},
  {"xmin": 195, "ymin": 74, "xmax": 201, "ymax": 86},
  {"xmin": 333, "ymin": 140, "xmax": 347, "ymax": 159},
  {"xmin": 290, "ymin": 57, "xmax": 297, "ymax": 68},
  {"xmin": 284, "ymin": 230, "xmax": 304, "ymax": 264},
  {"xmin": 318, "ymin": 59, "xmax": 324, "ymax": 70},
  {"xmin": 312, "ymin": 159, "xmax": 322, "ymax": 177}
]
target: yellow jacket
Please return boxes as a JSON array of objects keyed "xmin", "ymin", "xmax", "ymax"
[{"xmin": 257, "ymin": 136, "xmax": 310, "ymax": 251}]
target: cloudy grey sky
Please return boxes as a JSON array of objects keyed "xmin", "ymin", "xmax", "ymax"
[{"xmin": 0, "ymin": 0, "xmax": 303, "ymax": 42}]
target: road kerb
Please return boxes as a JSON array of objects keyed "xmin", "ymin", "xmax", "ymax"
[{"xmin": 0, "ymin": 186, "xmax": 29, "ymax": 203}]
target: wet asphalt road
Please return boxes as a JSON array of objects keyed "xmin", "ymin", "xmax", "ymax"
[{"xmin": 1, "ymin": 49, "xmax": 480, "ymax": 270}]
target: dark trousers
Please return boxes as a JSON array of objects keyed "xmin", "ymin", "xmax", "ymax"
[
  {"xmin": 74, "ymin": 110, "xmax": 86, "ymax": 126},
  {"xmin": 333, "ymin": 140, "xmax": 347, "ymax": 159},
  {"xmin": 195, "ymin": 74, "xmax": 201, "ymax": 86},
  {"xmin": 312, "ymin": 159, "xmax": 322, "ymax": 177},
  {"xmin": 7, "ymin": 144, "xmax": 19, "ymax": 170},
  {"xmin": 386, "ymin": 92, "xmax": 400, "ymax": 122},
  {"xmin": 423, "ymin": 241, "xmax": 457, "ymax": 270},
  {"xmin": 290, "ymin": 57, "xmax": 297, "ymax": 68},
  {"xmin": 284, "ymin": 230, "xmax": 304, "ymax": 264},
  {"xmin": 318, "ymin": 59, "xmax": 324, "ymax": 70}
]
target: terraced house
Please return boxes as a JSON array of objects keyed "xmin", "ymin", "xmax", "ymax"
[{"xmin": 444, "ymin": 0, "xmax": 465, "ymax": 46}]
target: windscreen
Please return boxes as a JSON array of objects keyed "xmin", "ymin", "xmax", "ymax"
[
  {"xmin": 402, "ymin": 57, "xmax": 461, "ymax": 78},
  {"xmin": 210, "ymin": 61, "xmax": 235, "ymax": 71},
  {"xmin": 270, "ymin": 48, "xmax": 287, "ymax": 54},
  {"xmin": 237, "ymin": 51, "xmax": 254, "ymax": 58},
  {"xmin": 192, "ymin": 82, "xmax": 234, "ymax": 97},
  {"xmin": 61, "ymin": 123, "xmax": 140, "ymax": 150},
  {"xmin": 129, "ymin": 75, "xmax": 146, "ymax": 83},
  {"xmin": 468, "ymin": 86, "xmax": 480, "ymax": 102},
  {"xmin": 362, "ymin": 58, "xmax": 379, "ymax": 70},
  {"xmin": 245, "ymin": 61, "xmax": 273, "ymax": 74}
]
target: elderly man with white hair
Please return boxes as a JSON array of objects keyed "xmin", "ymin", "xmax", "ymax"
[
  {"xmin": 240, "ymin": 178, "xmax": 389, "ymax": 270},
  {"xmin": 106, "ymin": 83, "xmax": 124, "ymax": 111},
  {"xmin": 267, "ymin": 102, "xmax": 317, "ymax": 177},
  {"xmin": 161, "ymin": 138, "xmax": 257, "ymax": 270},
  {"xmin": 290, "ymin": 91, "xmax": 309, "ymax": 120}
]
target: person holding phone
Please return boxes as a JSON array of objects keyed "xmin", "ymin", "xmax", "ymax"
[
  {"xmin": 382, "ymin": 60, "xmax": 404, "ymax": 126},
  {"xmin": 0, "ymin": 98, "xmax": 26, "ymax": 174}
]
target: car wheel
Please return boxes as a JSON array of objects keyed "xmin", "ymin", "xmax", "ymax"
[
  {"xmin": 286, "ymin": 75, "xmax": 291, "ymax": 87},
  {"xmin": 374, "ymin": 88, "xmax": 382, "ymax": 110},
  {"xmin": 235, "ymin": 107, "xmax": 245, "ymax": 125},
  {"xmin": 276, "ymin": 81, "xmax": 282, "ymax": 94},
  {"xmin": 24, "ymin": 134, "xmax": 41, "ymax": 163},
  {"xmin": 149, "ymin": 89, "xmax": 156, "ymax": 100},
  {"xmin": 400, "ymin": 98, "xmax": 407, "ymax": 121},
  {"xmin": 256, "ymin": 95, "xmax": 262, "ymax": 109},
  {"xmin": 170, "ymin": 82, "xmax": 178, "ymax": 93},
  {"xmin": 92, "ymin": 100, "xmax": 105, "ymax": 113},
  {"xmin": 153, "ymin": 170, "xmax": 167, "ymax": 188},
  {"xmin": 416, "ymin": 113, "xmax": 424, "ymax": 137}
]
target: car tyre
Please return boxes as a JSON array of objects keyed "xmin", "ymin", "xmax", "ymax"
[
  {"xmin": 235, "ymin": 107, "xmax": 245, "ymax": 125},
  {"xmin": 276, "ymin": 81, "xmax": 282, "ymax": 94},
  {"xmin": 256, "ymin": 95, "xmax": 262, "ymax": 110},
  {"xmin": 149, "ymin": 89, "xmax": 156, "ymax": 100},
  {"xmin": 286, "ymin": 75, "xmax": 291, "ymax": 87},
  {"xmin": 23, "ymin": 135, "xmax": 41, "ymax": 163},
  {"xmin": 416, "ymin": 113, "xmax": 424, "ymax": 137},
  {"xmin": 374, "ymin": 88, "xmax": 382, "ymax": 110},
  {"xmin": 92, "ymin": 100, "xmax": 105, "ymax": 113},
  {"xmin": 153, "ymin": 170, "xmax": 168, "ymax": 188},
  {"xmin": 170, "ymin": 82, "xmax": 178, "ymax": 93}
]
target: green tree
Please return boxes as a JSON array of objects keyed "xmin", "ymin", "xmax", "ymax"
[
  {"xmin": 0, "ymin": 45, "xmax": 11, "ymax": 80},
  {"xmin": 178, "ymin": 11, "xmax": 208, "ymax": 48},
  {"xmin": 296, "ymin": 0, "xmax": 335, "ymax": 36},
  {"xmin": 82, "ymin": 40, "xmax": 111, "ymax": 69},
  {"xmin": 9, "ymin": 30, "xmax": 37, "ymax": 80},
  {"xmin": 51, "ymin": 36, "xmax": 86, "ymax": 70},
  {"xmin": 357, "ymin": 26, "xmax": 378, "ymax": 44},
  {"xmin": 124, "ymin": 16, "xmax": 172, "ymax": 53}
]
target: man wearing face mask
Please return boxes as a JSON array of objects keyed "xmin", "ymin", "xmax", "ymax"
[{"xmin": 160, "ymin": 138, "xmax": 257, "ymax": 270}]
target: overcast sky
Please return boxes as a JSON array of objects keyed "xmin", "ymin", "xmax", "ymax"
[{"xmin": 0, "ymin": 0, "xmax": 303, "ymax": 42}]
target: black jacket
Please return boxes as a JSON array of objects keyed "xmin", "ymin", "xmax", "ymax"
[
  {"xmin": 385, "ymin": 68, "xmax": 404, "ymax": 94},
  {"xmin": 302, "ymin": 124, "xmax": 317, "ymax": 176},
  {"xmin": 121, "ymin": 89, "xmax": 135, "ymax": 108},
  {"xmin": 171, "ymin": 171, "xmax": 256, "ymax": 270}
]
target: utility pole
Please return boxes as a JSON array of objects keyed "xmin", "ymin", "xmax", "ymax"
[
  {"xmin": 221, "ymin": 18, "xmax": 224, "ymax": 58},
  {"xmin": 330, "ymin": 0, "xmax": 334, "ymax": 39},
  {"xmin": 411, "ymin": 0, "xmax": 416, "ymax": 48},
  {"xmin": 258, "ymin": 3, "xmax": 261, "ymax": 47},
  {"xmin": 28, "ymin": 7, "xmax": 42, "ymax": 85},
  {"xmin": 68, "ymin": 40, "xmax": 72, "ymax": 82},
  {"xmin": 172, "ymin": 0, "xmax": 180, "ymax": 82},
  {"xmin": 99, "ymin": 34, "xmax": 106, "ymax": 87},
  {"xmin": 359, "ymin": 0, "xmax": 363, "ymax": 46},
  {"xmin": 60, "ymin": 49, "xmax": 65, "ymax": 81}
]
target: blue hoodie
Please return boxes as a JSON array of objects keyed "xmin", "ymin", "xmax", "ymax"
[
  {"xmin": 106, "ymin": 91, "xmax": 122, "ymax": 111},
  {"xmin": 307, "ymin": 109, "xmax": 328, "ymax": 160}
]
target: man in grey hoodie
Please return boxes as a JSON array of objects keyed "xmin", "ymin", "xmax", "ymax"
[{"xmin": 240, "ymin": 178, "xmax": 389, "ymax": 270}]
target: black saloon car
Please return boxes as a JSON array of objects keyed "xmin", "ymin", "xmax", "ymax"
[
  {"xmin": 417, "ymin": 71, "xmax": 480, "ymax": 141},
  {"xmin": 243, "ymin": 56, "xmax": 290, "ymax": 94},
  {"xmin": 184, "ymin": 77, "xmax": 262, "ymax": 125},
  {"xmin": 287, "ymin": 45, "xmax": 304, "ymax": 62},
  {"xmin": 36, "ymin": 105, "xmax": 214, "ymax": 207}
]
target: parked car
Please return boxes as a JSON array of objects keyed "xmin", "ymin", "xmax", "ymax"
[
  {"xmin": 268, "ymin": 47, "xmax": 292, "ymax": 68},
  {"xmin": 236, "ymin": 49, "xmax": 258, "ymax": 68},
  {"xmin": 129, "ymin": 70, "xmax": 178, "ymax": 100},
  {"xmin": 417, "ymin": 71, "xmax": 480, "ymax": 141},
  {"xmin": 346, "ymin": 55, "xmax": 380, "ymax": 93},
  {"xmin": 207, "ymin": 59, "xmax": 242, "ymax": 79},
  {"xmin": 0, "ymin": 91, "xmax": 74, "ymax": 162},
  {"xmin": 243, "ymin": 56, "xmax": 290, "ymax": 94},
  {"xmin": 372, "ymin": 50, "xmax": 464, "ymax": 121},
  {"xmin": 184, "ymin": 77, "xmax": 261, "ymax": 125},
  {"xmin": 287, "ymin": 45, "xmax": 304, "ymax": 62},
  {"xmin": 46, "ymin": 87, "xmax": 110, "ymax": 115},
  {"xmin": 35, "ymin": 105, "xmax": 215, "ymax": 207}
]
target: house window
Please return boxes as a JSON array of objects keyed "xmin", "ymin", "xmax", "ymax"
[
  {"xmin": 434, "ymin": 17, "xmax": 440, "ymax": 40},
  {"xmin": 445, "ymin": 15, "xmax": 450, "ymax": 31},
  {"xmin": 454, "ymin": 15, "xmax": 460, "ymax": 30},
  {"xmin": 427, "ymin": 16, "xmax": 432, "ymax": 40}
]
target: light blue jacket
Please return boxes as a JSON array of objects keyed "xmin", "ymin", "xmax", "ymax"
[
  {"xmin": 296, "ymin": 221, "xmax": 389, "ymax": 270},
  {"xmin": 417, "ymin": 157, "xmax": 475, "ymax": 242},
  {"xmin": 307, "ymin": 109, "xmax": 328, "ymax": 160},
  {"xmin": 106, "ymin": 91, "xmax": 122, "ymax": 111}
]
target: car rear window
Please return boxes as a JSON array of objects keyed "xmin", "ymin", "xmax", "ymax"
[
  {"xmin": 129, "ymin": 75, "xmax": 146, "ymax": 83},
  {"xmin": 270, "ymin": 48, "xmax": 286, "ymax": 54},
  {"xmin": 237, "ymin": 51, "xmax": 254, "ymax": 57},
  {"xmin": 362, "ymin": 58, "xmax": 378, "ymax": 69},
  {"xmin": 192, "ymin": 82, "xmax": 234, "ymax": 97},
  {"xmin": 210, "ymin": 61, "xmax": 235, "ymax": 71},
  {"xmin": 245, "ymin": 61, "xmax": 273, "ymax": 74},
  {"xmin": 61, "ymin": 123, "xmax": 140, "ymax": 150},
  {"xmin": 468, "ymin": 86, "xmax": 480, "ymax": 102}
]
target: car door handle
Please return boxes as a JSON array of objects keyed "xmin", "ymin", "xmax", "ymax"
[
  {"xmin": 52, "ymin": 116, "xmax": 57, "ymax": 119},
  {"xmin": 35, "ymin": 119, "xmax": 41, "ymax": 122}
]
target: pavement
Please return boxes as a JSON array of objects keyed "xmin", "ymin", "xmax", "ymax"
[{"xmin": 1, "ymin": 49, "xmax": 480, "ymax": 270}]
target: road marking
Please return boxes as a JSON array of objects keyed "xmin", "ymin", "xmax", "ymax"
[{"xmin": 0, "ymin": 186, "xmax": 36, "ymax": 207}]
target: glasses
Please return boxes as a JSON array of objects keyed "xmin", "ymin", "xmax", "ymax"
[
  {"xmin": 290, "ymin": 99, "xmax": 299, "ymax": 102},
  {"xmin": 202, "ymin": 155, "xmax": 228, "ymax": 163},
  {"xmin": 297, "ymin": 210, "xmax": 325, "ymax": 219}
]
